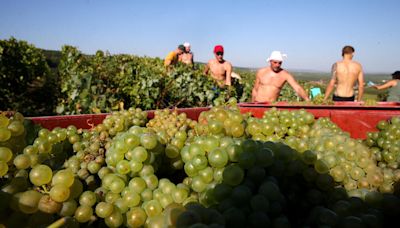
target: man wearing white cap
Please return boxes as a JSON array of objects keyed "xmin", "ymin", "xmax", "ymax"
[
  {"xmin": 179, "ymin": 42, "xmax": 194, "ymax": 66},
  {"xmin": 252, "ymin": 51, "xmax": 310, "ymax": 102}
]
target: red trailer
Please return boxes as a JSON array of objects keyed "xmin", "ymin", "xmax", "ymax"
[{"xmin": 29, "ymin": 102, "xmax": 400, "ymax": 139}]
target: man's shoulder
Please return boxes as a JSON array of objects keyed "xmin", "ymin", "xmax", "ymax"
[
  {"xmin": 279, "ymin": 69, "xmax": 293, "ymax": 78},
  {"xmin": 352, "ymin": 61, "xmax": 362, "ymax": 67},
  {"xmin": 166, "ymin": 51, "xmax": 175, "ymax": 57},
  {"xmin": 337, "ymin": 60, "xmax": 361, "ymax": 66},
  {"xmin": 207, "ymin": 59, "xmax": 215, "ymax": 65},
  {"xmin": 223, "ymin": 60, "xmax": 232, "ymax": 67},
  {"xmin": 257, "ymin": 67, "xmax": 270, "ymax": 74}
]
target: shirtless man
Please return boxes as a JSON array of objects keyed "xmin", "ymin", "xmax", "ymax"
[
  {"xmin": 164, "ymin": 44, "xmax": 185, "ymax": 67},
  {"xmin": 203, "ymin": 45, "xmax": 232, "ymax": 88},
  {"xmin": 252, "ymin": 51, "xmax": 310, "ymax": 102},
  {"xmin": 324, "ymin": 46, "xmax": 364, "ymax": 102},
  {"xmin": 179, "ymin": 42, "xmax": 194, "ymax": 65}
]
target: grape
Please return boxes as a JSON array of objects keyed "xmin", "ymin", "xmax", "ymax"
[
  {"xmin": 192, "ymin": 155, "xmax": 208, "ymax": 171},
  {"xmin": 129, "ymin": 160, "xmax": 144, "ymax": 173},
  {"xmin": 123, "ymin": 191, "xmax": 141, "ymax": 207},
  {"xmin": 165, "ymin": 144, "xmax": 180, "ymax": 159},
  {"xmin": 116, "ymin": 160, "xmax": 131, "ymax": 175},
  {"xmin": 223, "ymin": 164, "xmax": 244, "ymax": 186},
  {"xmin": 0, "ymin": 114, "xmax": 10, "ymax": 127},
  {"xmin": 105, "ymin": 192, "xmax": 120, "ymax": 204},
  {"xmin": 130, "ymin": 146, "xmax": 148, "ymax": 162},
  {"xmin": 225, "ymin": 144, "xmax": 243, "ymax": 162},
  {"xmin": 314, "ymin": 159, "xmax": 330, "ymax": 174},
  {"xmin": 172, "ymin": 187, "xmax": 189, "ymax": 204},
  {"xmin": 208, "ymin": 148, "xmax": 228, "ymax": 168},
  {"xmin": 125, "ymin": 133, "xmax": 141, "ymax": 148},
  {"xmin": 29, "ymin": 164, "xmax": 53, "ymax": 186},
  {"xmin": 191, "ymin": 176, "xmax": 207, "ymax": 193},
  {"xmin": 126, "ymin": 207, "xmax": 147, "ymax": 228},
  {"xmin": 237, "ymin": 149, "xmax": 256, "ymax": 169},
  {"xmin": 50, "ymin": 184, "xmax": 71, "ymax": 202},
  {"xmin": 95, "ymin": 202, "xmax": 114, "ymax": 218},
  {"xmin": 0, "ymin": 147, "xmax": 13, "ymax": 162},
  {"xmin": 144, "ymin": 200, "xmax": 163, "ymax": 217},
  {"xmin": 159, "ymin": 194, "xmax": 174, "ymax": 209},
  {"xmin": 52, "ymin": 169, "xmax": 74, "ymax": 187},
  {"xmin": 68, "ymin": 178, "xmax": 83, "ymax": 200},
  {"xmin": 129, "ymin": 177, "xmax": 147, "ymax": 193},
  {"xmin": 259, "ymin": 181, "xmax": 281, "ymax": 201},
  {"xmin": 97, "ymin": 167, "xmax": 112, "ymax": 179},
  {"xmin": 231, "ymin": 185, "xmax": 252, "ymax": 206},
  {"xmin": 59, "ymin": 200, "xmax": 78, "ymax": 217},
  {"xmin": 104, "ymin": 208, "xmax": 124, "ymax": 227},
  {"xmin": 38, "ymin": 195, "xmax": 62, "ymax": 214},
  {"xmin": 330, "ymin": 166, "xmax": 346, "ymax": 182},
  {"xmin": 79, "ymin": 191, "xmax": 97, "ymax": 207},
  {"xmin": 248, "ymin": 211, "xmax": 271, "ymax": 228},
  {"xmin": 18, "ymin": 190, "xmax": 42, "ymax": 214},
  {"xmin": 140, "ymin": 133, "xmax": 158, "ymax": 150},
  {"xmin": 141, "ymin": 188, "xmax": 153, "ymax": 202},
  {"xmin": 198, "ymin": 167, "xmax": 214, "ymax": 183},
  {"xmin": 189, "ymin": 144, "xmax": 205, "ymax": 157},
  {"xmin": 0, "ymin": 161, "xmax": 8, "ymax": 177},
  {"xmin": 0, "ymin": 127, "xmax": 11, "ymax": 142},
  {"xmin": 143, "ymin": 174, "xmax": 159, "ymax": 190},
  {"xmin": 74, "ymin": 205, "xmax": 93, "ymax": 223}
]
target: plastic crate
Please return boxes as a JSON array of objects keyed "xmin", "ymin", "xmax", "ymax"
[
  {"xmin": 28, "ymin": 103, "xmax": 400, "ymax": 139},
  {"xmin": 238, "ymin": 102, "xmax": 400, "ymax": 139}
]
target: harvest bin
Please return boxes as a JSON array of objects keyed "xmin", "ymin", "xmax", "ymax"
[
  {"xmin": 29, "ymin": 103, "xmax": 400, "ymax": 139},
  {"xmin": 238, "ymin": 102, "xmax": 400, "ymax": 139}
]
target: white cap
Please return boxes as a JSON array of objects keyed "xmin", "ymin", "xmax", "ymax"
[
  {"xmin": 183, "ymin": 42, "xmax": 191, "ymax": 48},
  {"xmin": 267, "ymin": 51, "xmax": 287, "ymax": 62}
]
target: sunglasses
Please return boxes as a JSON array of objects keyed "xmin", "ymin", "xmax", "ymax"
[{"xmin": 216, "ymin": 52, "xmax": 224, "ymax": 56}]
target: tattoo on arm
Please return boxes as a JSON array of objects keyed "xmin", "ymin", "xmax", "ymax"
[{"xmin": 331, "ymin": 63, "xmax": 337, "ymax": 79}]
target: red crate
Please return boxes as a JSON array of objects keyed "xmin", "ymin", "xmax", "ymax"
[
  {"xmin": 29, "ymin": 103, "xmax": 400, "ymax": 139},
  {"xmin": 238, "ymin": 102, "xmax": 400, "ymax": 139}
]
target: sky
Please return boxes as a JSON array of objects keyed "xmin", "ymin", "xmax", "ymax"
[{"xmin": 0, "ymin": 0, "xmax": 399, "ymax": 73}]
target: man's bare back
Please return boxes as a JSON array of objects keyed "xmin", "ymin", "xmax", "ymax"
[
  {"xmin": 333, "ymin": 60, "xmax": 363, "ymax": 97},
  {"xmin": 324, "ymin": 46, "xmax": 364, "ymax": 102},
  {"xmin": 205, "ymin": 59, "xmax": 232, "ymax": 88}
]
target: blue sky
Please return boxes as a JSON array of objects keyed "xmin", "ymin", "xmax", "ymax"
[{"xmin": 0, "ymin": 0, "xmax": 399, "ymax": 73}]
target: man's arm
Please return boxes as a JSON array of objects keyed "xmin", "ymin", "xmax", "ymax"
[
  {"xmin": 164, "ymin": 59, "xmax": 172, "ymax": 67},
  {"xmin": 286, "ymin": 73, "xmax": 310, "ymax": 101},
  {"xmin": 252, "ymin": 71, "xmax": 261, "ymax": 102},
  {"xmin": 203, "ymin": 61, "xmax": 210, "ymax": 75},
  {"xmin": 225, "ymin": 62, "xmax": 232, "ymax": 86},
  {"xmin": 324, "ymin": 63, "xmax": 337, "ymax": 101},
  {"xmin": 357, "ymin": 67, "xmax": 364, "ymax": 101},
  {"xmin": 164, "ymin": 52, "xmax": 174, "ymax": 67},
  {"xmin": 373, "ymin": 80, "xmax": 396, "ymax": 90}
]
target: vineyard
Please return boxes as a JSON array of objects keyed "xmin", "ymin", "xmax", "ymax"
[
  {"xmin": 1, "ymin": 38, "xmax": 353, "ymax": 117},
  {"xmin": 1, "ymin": 37, "xmax": 400, "ymax": 228}
]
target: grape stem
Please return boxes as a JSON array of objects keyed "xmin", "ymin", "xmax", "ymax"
[
  {"xmin": 41, "ymin": 185, "xmax": 50, "ymax": 194},
  {"xmin": 47, "ymin": 217, "xmax": 67, "ymax": 228}
]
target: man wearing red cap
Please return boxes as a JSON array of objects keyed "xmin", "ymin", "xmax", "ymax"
[{"xmin": 204, "ymin": 45, "xmax": 232, "ymax": 88}]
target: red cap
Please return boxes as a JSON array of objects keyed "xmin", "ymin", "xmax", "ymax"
[{"xmin": 214, "ymin": 45, "xmax": 224, "ymax": 53}]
